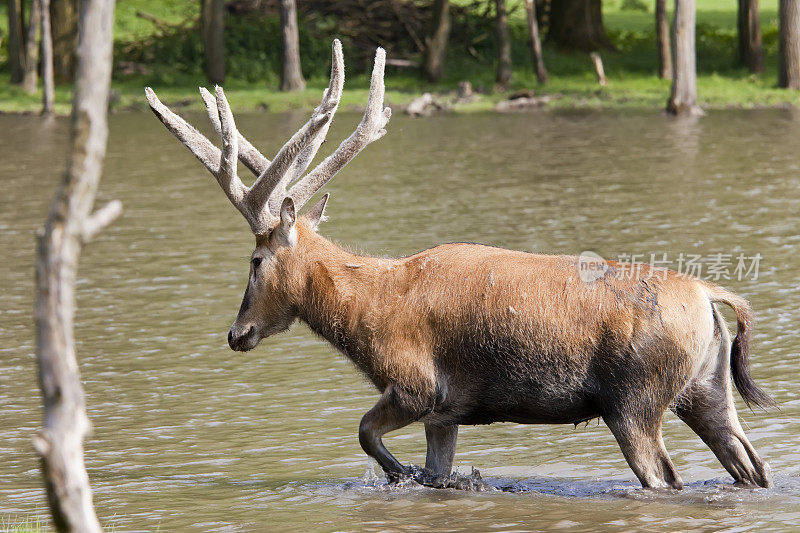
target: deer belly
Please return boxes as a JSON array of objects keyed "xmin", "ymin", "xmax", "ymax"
[
  {"xmin": 452, "ymin": 390, "xmax": 599, "ymax": 426},
  {"xmin": 432, "ymin": 336, "xmax": 598, "ymax": 426}
]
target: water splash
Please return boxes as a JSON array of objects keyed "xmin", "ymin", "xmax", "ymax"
[{"xmin": 385, "ymin": 465, "xmax": 495, "ymax": 492}]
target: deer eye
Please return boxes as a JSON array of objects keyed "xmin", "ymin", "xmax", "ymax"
[{"xmin": 252, "ymin": 257, "xmax": 262, "ymax": 269}]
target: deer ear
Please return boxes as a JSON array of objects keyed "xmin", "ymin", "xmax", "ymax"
[
  {"xmin": 305, "ymin": 193, "xmax": 329, "ymax": 230},
  {"xmin": 279, "ymin": 196, "xmax": 296, "ymax": 233}
]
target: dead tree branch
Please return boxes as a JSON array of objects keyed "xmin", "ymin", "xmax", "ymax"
[{"xmin": 34, "ymin": 0, "xmax": 120, "ymax": 530}]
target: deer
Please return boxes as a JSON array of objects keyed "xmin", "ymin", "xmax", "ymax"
[{"xmin": 146, "ymin": 40, "xmax": 774, "ymax": 491}]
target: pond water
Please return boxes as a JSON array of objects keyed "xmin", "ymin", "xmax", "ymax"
[{"xmin": 1, "ymin": 109, "xmax": 799, "ymax": 532}]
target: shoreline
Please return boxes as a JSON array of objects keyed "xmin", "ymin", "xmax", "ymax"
[{"xmin": 3, "ymin": 82, "xmax": 799, "ymax": 117}]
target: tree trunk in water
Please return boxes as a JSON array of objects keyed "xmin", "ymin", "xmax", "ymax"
[
  {"xmin": 524, "ymin": 0, "xmax": 547, "ymax": 84},
  {"xmin": 667, "ymin": 0, "xmax": 701, "ymax": 115},
  {"xmin": 779, "ymin": 0, "xmax": 800, "ymax": 88},
  {"xmin": 547, "ymin": 0, "xmax": 613, "ymax": 51},
  {"xmin": 22, "ymin": 0, "xmax": 42, "ymax": 94},
  {"xmin": 34, "ymin": 0, "xmax": 121, "ymax": 530},
  {"xmin": 50, "ymin": 0, "xmax": 77, "ymax": 83},
  {"xmin": 41, "ymin": 0, "xmax": 54, "ymax": 114},
  {"xmin": 495, "ymin": 0, "xmax": 512, "ymax": 88},
  {"xmin": 280, "ymin": 0, "xmax": 305, "ymax": 91},
  {"xmin": 656, "ymin": 0, "xmax": 673, "ymax": 79},
  {"xmin": 8, "ymin": 0, "xmax": 25, "ymax": 83},
  {"xmin": 738, "ymin": 0, "xmax": 764, "ymax": 73},
  {"xmin": 423, "ymin": 0, "xmax": 451, "ymax": 82},
  {"xmin": 201, "ymin": 0, "xmax": 226, "ymax": 84}
]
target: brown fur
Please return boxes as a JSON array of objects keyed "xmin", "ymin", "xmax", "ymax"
[{"xmin": 228, "ymin": 215, "xmax": 773, "ymax": 489}]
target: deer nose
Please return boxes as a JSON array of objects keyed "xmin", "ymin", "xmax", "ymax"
[{"xmin": 228, "ymin": 324, "xmax": 257, "ymax": 351}]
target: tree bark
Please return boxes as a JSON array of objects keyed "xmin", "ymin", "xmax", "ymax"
[
  {"xmin": 8, "ymin": 0, "xmax": 25, "ymax": 83},
  {"xmin": 590, "ymin": 52, "xmax": 607, "ymax": 85},
  {"xmin": 280, "ymin": 0, "xmax": 305, "ymax": 91},
  {"xmin": 667, "ymin": 0, "xmax": 701, "ymax": 115},
  {"xmin": 422, "ymin": 0, "xmax": 451, "ymax": 82},
  {"xmin": 41, "ymin": 0, "xmax": 54, "ymax": 114},
  {"xmin": 547, "ymin": 0, "xmax": 613, "ymax": 51},
  {"xmin": 50, "ymin": 0, "xmax": 77, "ymax": 83},
  {"xmin": 495, "ymin": 0, "xmax": 512, "ymax": 88},
  {"xmin": 22, "ymin": 0, "xmax": 42, "ymax": 94},
  {"xmin": 738, "ymin": 0, "xmax": 764, "ymax": 73},
  {"xmin": 201, "ymin": 0, "xmax": 226, "ymax": 84},
  {"xmin": 524, "ymin": 0, "xmax": 547, "ymax": 84},
  {"xmin": 34, "ymin": 0, "xmax": 120, "ymax": 530},
  {"xmin": 656, "ymin": 0, "xmax": 673, "ymax": 79},
  {"xmin": 779, "ymin": 0, "xmax": 800, "ymax": 88}
]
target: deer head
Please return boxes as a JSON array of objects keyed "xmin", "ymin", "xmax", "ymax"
[{"xmin": 146, "ymin": 40, "xmax": 391, "ymax": 351}]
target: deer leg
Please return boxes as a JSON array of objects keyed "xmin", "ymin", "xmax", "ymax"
[
  {"xmin": 359, "ymin": 385, "xmax": 432, "ymax": 482},
  {"xmin": 674, "ymin": 383, "xmax": 772, "ymax": 488},
  {"xmin": 410, "ymin": 423, "xmax": 459, "ymax": 488},
  {"xmin": 671, "ymin": 319, "xmax": 772, "ymax": 488},
  {"xmin": 603, "ymin": 411, "xmax": 683, "ymax": 490},
  {"xmin": 424, "ymin": 423, "xmax": 458, "ymax": 476}
]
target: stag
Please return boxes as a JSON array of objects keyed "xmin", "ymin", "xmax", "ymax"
[{"xmin": 146, "ymin": 40, "xmax": 773, "ymax": 490}]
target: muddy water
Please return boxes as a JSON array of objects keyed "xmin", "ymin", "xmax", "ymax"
[{"xmin": 1, "ymin": 109, "xmax": 799, "ymax": 532}]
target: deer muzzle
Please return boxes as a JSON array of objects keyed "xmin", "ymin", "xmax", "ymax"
[{"xmin": 228, "ymin": 323, "xmax": 260, "ymax": 352}]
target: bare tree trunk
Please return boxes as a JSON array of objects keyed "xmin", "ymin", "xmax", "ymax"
[
  {"xmin": 50, "ymin": 0, "xmax": 77, "ymax": 83},
  {"xmin": 22, "ymin": 0, "xmax": 42, "ymax": 94},
  {"xmin": 738, "ymin": 0, "xmax": 764, "ymax": 73},
  {"xmin": 590, "ymin": 52, "xmax": 607, "ymax": 85},
  {"xmin": 547, "ymin": 0, "xmax": 613, "ymax": 51},
  {"xmin": 8, "ymin": 0, "xmax": 25, "ymax": 83},
  {"xmin": 667, "ymin": 0, "xmax": 702, "ymax": 115},
  {"xmin": 656, "ymin": 0, "xmax": 673, "ymax": 79},
  {"xmin": 41, "ymin": 0, "xmax": 54, "ymax": 115},
  {"xmin": 524, "ymin": 0, "xmax": 547, "ymax": 84},
  {"xmin": 280, "ymin": 0, "xmax": 305, "ymax": 91},
  {"xmin": 423, "ymin": 0, "xmax": 451, "ymax": 82},
  {"xmin": 779, "ymin": 0, "xmax": 800, "ymax": 88},
  {"xmin": 200, "ymin": 0, "xmax": 226, "ymax": 84},
  {"xmin": 34, "ymin": 0, "xmax": 120, "ymax": 530},
  {"xmin": 495, "ymin": 0, "xmax": 512, "ymax": 88}
]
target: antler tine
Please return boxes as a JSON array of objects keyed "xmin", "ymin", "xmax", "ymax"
[
  {"xmin": 214, "ymin": 87, "xmax": 249, "ymax": 209},
  {"xmin": 288, "ymin": 47, "xmax": 391, "ymax": 211},
  {"xmin": 199, "ymin": 87, "xmax": 271, "ymax": 176},
  {"xmin": 274, "ymin": 40, "xmax": 346, "ymax": 211},
  {"xmin": 145, "ymin": 87, "xmax": 222, "ymax": 174},
  {"xmin": 246, "ymin": 40, "xmax": 345, "ymax": 219},
  {"xmin": 146, "ymin": 86, "xmax": 262, "ymax": 230}
]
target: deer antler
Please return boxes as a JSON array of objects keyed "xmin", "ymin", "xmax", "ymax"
[
  {"xmin": 199, "ymin": 87, "xmax": 271, "ymax": 176},
  {"xmin": 145, "ymin": 39, "xmax": 390, "ymax": 234},
  {"xmin": 286, "ymin": 47, "xmax": 391, "ymax": 212}
]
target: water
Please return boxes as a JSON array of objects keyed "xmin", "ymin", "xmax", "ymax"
[{"xmin": 1, "ymin": 109, "xmax": 799, "ymax": 531}]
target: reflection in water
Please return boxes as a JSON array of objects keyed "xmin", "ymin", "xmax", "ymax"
[
  {"xmin": 665, "ymin": 113, "xmax": 701, "ymax": 161},
  {"xmin": 1, "ymin": 110, "xmax": 799, "ymax": 531}
]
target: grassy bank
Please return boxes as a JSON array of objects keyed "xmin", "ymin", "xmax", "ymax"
[{"xmin": 2, "ymin": 0, "xmax": 799, "ymax": 114}]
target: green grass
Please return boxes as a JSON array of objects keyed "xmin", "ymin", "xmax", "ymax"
[
  {"xmin": 0, "ymin": 515, "xmax": 45, "ymax": 533},
  {"xmin": 1, "ymin": 0, "xmax": 799, "ymax": 114},
  {"xmin": 113, "ymin": 0, "xmax": 198, "ymax": 43},
  {"xmin": 0, "ymin": 513, "xmax": 127, "ymax": 532}
]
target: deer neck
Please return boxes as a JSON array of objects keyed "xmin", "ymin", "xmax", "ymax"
[{"xmin": 292, "ymin": 222, "xmax": 388, "ymax": 376}]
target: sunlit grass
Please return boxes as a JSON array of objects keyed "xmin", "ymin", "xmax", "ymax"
[
  {"xmin": 1, "ymin": 0, "xmax": 798, "ymax": 114},
  {"xmin": 0, "ymin": 513, "xmax": 129, "ymax": 532},
  {"xmin": 0, "ymin": 515, "xmax": 45, "ymax": 533}
]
